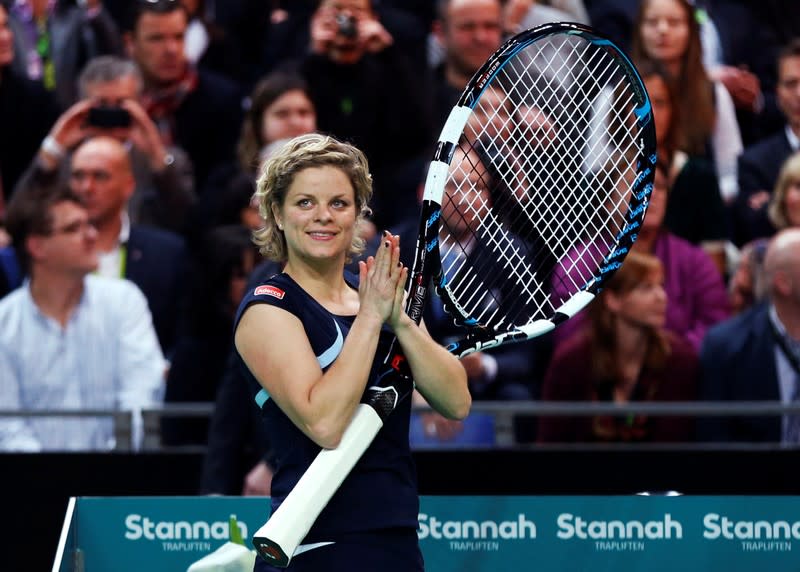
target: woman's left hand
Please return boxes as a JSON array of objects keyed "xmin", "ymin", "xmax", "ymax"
[{"xmin": 385, "ymin": 233, "xmax": 412, "ymax": 331}]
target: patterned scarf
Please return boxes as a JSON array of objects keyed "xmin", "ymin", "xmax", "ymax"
[{"xmin": 141, "ymin": 65, "xmax": 199, "ymax": 146}]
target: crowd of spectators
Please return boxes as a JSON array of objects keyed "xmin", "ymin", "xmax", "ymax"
[{"xmin": 1, "ymin": 0, "xmax": 800, "ymax": 494}]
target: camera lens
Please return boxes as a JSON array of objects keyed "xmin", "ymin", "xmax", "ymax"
[{"xmin": 335, "ymin": 13, "xmax": 357, "ymax": 39}]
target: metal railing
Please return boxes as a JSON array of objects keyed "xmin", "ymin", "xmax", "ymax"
[{"xmin": 3, "ymin": 401, "xmax": 800, "ymax": 451}]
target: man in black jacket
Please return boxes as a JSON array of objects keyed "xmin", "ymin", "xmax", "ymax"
[{"xmin": 124, "ymin": 0, "xmax": 242, "ymax": 191}]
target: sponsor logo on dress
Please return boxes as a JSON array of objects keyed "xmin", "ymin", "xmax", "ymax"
[{"xmin": 254, "ymin": 285, "xmax": 285, "ymax": 299}]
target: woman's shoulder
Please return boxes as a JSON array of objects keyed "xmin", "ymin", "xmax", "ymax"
[{"xmin": 235, "ymin": 272, "xmax": 303, "ymax": 327}]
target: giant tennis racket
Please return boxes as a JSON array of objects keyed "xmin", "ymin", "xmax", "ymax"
[{"xmin": 252, "ymin": 22, "xmax": 656, "ymax": 566}]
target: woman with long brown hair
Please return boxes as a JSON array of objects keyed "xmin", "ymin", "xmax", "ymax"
[
  {"xmin": 631, "ymin": 0, "xmax": 742, "ymax": 203},
  {"xmin": 638, "ymin": 58, "xmax": 729, "ymax": 274},
  {"xmin": 538, "ymin": 251, "xmax": 698, "ymax": 443}
]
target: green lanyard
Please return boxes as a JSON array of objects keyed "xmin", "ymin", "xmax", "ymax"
[
  {"xmin": 118, "ymin": 243, "xmax": 128, "ymax": 278},
  {"xmin": 35, "ymin": 18, "xmax": 56, "ymax": 91}
]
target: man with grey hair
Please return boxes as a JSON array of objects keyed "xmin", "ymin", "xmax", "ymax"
[
  {"xmin": 15, "ymin": 55, "xmax": 195, "ymax": 233},
  {"xmin": 698, "ymin": 228, "xmax": 800, "ymax": 443}
]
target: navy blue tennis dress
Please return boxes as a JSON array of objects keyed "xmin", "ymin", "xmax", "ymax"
[{"xmin": 234, "ymin": 271, "xmax": 423, "ymax": 571}]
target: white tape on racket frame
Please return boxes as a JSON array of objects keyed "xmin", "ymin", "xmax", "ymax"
[
  {"xmin": 555, "ymin": 291, "xmax": 596, "ymax": 319},
  {"xmin": 423, "ymin": 161, "xmax": 450, "ymax": 203},
  {"xmin": 439, "ymin": 105, "xmax": 472, "ymax": 145}
]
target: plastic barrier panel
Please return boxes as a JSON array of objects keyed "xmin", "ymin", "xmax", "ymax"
[{"xmin": 58, "ymin": 496, "xmax": 800, "ymax": 571}]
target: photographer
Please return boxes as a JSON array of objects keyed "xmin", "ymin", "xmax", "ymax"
[
  {"xmin": 276, "ymin": 0, "xmax": 434, "ymax": 231},
  {"xmin": 15, "ymin": 56, "xmax": 195, "ymax": 233}
]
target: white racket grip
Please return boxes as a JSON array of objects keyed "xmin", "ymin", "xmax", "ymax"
[{"xmin": 251, "ymin": 404, "xmax": 384, "ymax": 567}]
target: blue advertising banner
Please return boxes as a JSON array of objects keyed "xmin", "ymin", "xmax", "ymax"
[{"xmin": 70, "ymin": 496, "xmax": 800, "ymax": 571}]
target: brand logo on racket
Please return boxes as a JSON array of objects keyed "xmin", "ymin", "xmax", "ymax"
[
  {"xmin": 426, "ymin": 210, "xmax": 441, "ymax": 228},
  {"xmin": 254, "ymin": 285, "xmax": 285, "ymax": 299},
  {"xmin": 599, "ymin": 261, "xmax": 622, "ymax": 274},
  {"xmin": 633, "ymin": 168, "xmax": 651, "ymax": 189},
  {"xmin": 616, "ymin": 221, "xmax": 640, "ymax": 241},
  {"xmin": 628, "ymin": 203, "xmax": 647, "ymax": 218}
]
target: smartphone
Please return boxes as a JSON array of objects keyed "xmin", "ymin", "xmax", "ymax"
[{"xmin": 87, "ymin": 106, "xmax": 132, "ymax": 129}]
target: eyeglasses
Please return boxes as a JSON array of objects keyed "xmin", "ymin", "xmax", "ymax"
[{"xmin": 47, "ymin": 219, "xmax": 95, "ymax": 236}]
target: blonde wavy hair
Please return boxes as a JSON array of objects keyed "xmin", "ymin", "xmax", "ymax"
[
  {"xmin": 768, "ymin": 152, "xmax": 800, "ymax": 230},
  {"xmin": 252, "ymin": 133, "xmax": 373, "ymax": 262}
]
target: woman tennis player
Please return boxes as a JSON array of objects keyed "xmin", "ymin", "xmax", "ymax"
[{"xmin": 234, "ymin": 133, "xmax": 471, "ymax": 571}]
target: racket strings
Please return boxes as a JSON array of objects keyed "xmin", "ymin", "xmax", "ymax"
[
  {"xmin": 439, "ymin": 32, "xmax": 648, "ymax": 328},
  {"xmin": 439, "ymin": 188, "xmax": 549, "ymax": 330}
]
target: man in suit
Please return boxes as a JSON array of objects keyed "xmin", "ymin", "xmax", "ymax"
[
  {"xmin": 402, "ymin": 146, "xmax": 550, "ymax": 443},
  {"xmin": 698, "ymin": 228, "xmax": 800, "ymax": 443},
  {"xmin": 69, "ymin": 136, "xmax": 186, "ymax": 355},
  {"xmin": 733, "ymin": 39, "xmax": 800, "ymax": 246}
]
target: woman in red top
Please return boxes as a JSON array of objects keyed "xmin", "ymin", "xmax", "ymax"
[{"xmin": 538, "ymin": 251, "xmax": 698, "ymax": 443}]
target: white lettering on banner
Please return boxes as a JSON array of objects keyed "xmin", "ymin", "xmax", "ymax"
[
  {"xmin": 741, "ymin": 541, "xmax": 792, "ymax": 551},
  {"xmin": 418, "ymin": 513, "xmax": 536, "ymax": 540},
  {"xmin": 161, "ymin": 541, "xmax": 213, "ymax": 552},
  {"xmin": 124, "ymin": 514, "xmax": 248, "ymax": 541},
  {"xmin": 449, "ymin": 540, "xmax": 501, "ymax": 551},
  {"xmin": 594, "ymin": 541, "xmax": 646, "ymax": 551},
  {"xmin": 704, "ymin": 514, "xmax": 800, "ymax": 540},
  {"xmin": 556, "ymin": 514, "xmax": 683, "ymax": 540}
]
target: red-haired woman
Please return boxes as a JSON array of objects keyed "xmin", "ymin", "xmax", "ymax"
[{"xmin": 539, "ymin": 251, "xmax": 698, "ymax": 443}]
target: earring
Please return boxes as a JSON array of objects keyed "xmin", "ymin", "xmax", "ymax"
[{"xmin": 277, "ymin": 223, "xmax": 283, "ymax": 230}]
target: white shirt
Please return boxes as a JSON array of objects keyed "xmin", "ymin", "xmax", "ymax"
[
  {"xmin": 786, "ymin": 124, "xmax": 800, "ymax": 153},
  {"xmin": 96, "ymin": 212, "xmax": 130, "ymax": 279},
  {"xmin": 0, "ymin": 275, "xmax": 165, "ymax": 451}
]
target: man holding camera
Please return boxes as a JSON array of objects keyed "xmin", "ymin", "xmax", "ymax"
[
  {"xmin": 15, "ymin": 55, "xmax": 195, "ymax": 234},
  {"xmin": 296, "ymin": 0, "xmax": 433, "ymax": 230}
]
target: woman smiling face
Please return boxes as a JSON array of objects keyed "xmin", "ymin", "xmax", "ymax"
[{"xmin": 273, "ymin": 165, "xmax": 358, "ymax": 266}]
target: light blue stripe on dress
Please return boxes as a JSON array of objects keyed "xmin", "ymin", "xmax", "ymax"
[{"xmin": 254, "ymin": 320, "xmax": 345, "ymax": 408}]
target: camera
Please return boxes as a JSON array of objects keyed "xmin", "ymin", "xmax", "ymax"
[
  {"xmin": 87, "ymin": 106, "xmax": 132, "ymax": 129},
  {"xmin": 335, "ymin": 13, "xmax": 357, "ymax": 39}
]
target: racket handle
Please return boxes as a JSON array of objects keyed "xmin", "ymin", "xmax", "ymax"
[{"xmin": 251, "ymin": 404, "xmax": 384, "ymax": 567}]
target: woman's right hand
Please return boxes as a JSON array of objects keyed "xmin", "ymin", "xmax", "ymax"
[
  {"xmin": 358, "ymin": 231, "xmax": 404, "ymax": 324},
  {"xmin": 309, "ymin": 4, "xmax": 338, "ymax": 55}
]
